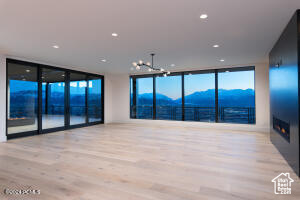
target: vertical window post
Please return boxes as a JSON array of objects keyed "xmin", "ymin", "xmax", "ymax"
[
  {"xmin": 182, "ymin": 72, "xmax": 185, "ymax": 121},
  {"xmin": 153, "ymin": 75, "xmax": 156, "ymax": 120},
  {"xmin": 215, "ymin": 70, "xmax": 219, "ymax": 123},
  {"xmin": 65, "ymin": 72, "xmax": 70, "ymax": 128},
  {"xmin": 86, "ymin": 76, "xmax": 89, "ymax": 124},
  {"xmin": 37, "ymin": 66, "xmax": 42, "ymax": 134},
  {"xmin": 132, "ymin": 77, "xmax": 137, "ymax": 119}
]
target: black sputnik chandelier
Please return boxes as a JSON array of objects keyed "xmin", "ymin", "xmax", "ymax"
[{"xmin": 132, "ymin": 53, "xmax": 171, "ymax": 77}]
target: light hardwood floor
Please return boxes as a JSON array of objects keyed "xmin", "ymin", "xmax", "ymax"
[{"xmin": 0, "ymin": 123, "xmax": 299, "ymax": 200}]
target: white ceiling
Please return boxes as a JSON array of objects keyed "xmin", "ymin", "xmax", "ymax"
[{"xmin": 0, "ymin": 0, "xmax": 299, "ymax": 74}]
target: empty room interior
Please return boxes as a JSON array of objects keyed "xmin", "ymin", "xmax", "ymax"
[{"xmin": 1, "ymin": 0, "xmax": 300, "ymax": 199}]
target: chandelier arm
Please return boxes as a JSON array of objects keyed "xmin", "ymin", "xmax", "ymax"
[{"xmin": 132, "ymin": 53, "xmax": 170, "ymax": 75}]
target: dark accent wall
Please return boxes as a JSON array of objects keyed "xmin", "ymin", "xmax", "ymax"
[{"xmin": 269, "ymin": 10, "xmax": 300, "ymax": 176}]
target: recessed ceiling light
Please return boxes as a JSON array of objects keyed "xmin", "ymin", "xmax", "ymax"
[
  {"xmin": 26, "ymin": 69, "xmax": 30, "ymax": 72},
  {"xmin": 42, "ymin": 76, "xmax": 45, "ymax": 79},
  {"xmin": 213, "ymin": 45, "xmax": 219, "ymax": 48},
  {"xmin": 101, "ymin": 59, "xmax": 107, "ymax": 62},
  {"xmin": 62, "ymin": 74, "xmax": 65, "ymax": 77},
  {"xmin": 200, "ymin": 14, "xmax": 208, "ymax": 19},
  {"xmin": 170, "ymin": 64, "xmax": 175, "ymax": 67},
  {"xmin": 53, "ymin": 45, "xmax": 59, "ymax": 49},
  {"xmin": 112, "ymin": 33, "xmax": 118, "ymax": 37},
  {"xmin": 220, "ymin": 59, "xmax": 225, "ymax": 62}
]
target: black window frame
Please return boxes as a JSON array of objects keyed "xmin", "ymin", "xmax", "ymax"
[
  {"xmin": 6, "ymin": 58, "xmax": 104, "ymax": 139},
  {"xmin": 130, "ymin": 66, "xmax": 255, "ymax": 124}
]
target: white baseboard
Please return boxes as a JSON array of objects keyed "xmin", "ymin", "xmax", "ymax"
[
  {"xmin": 112, "ymin": 119, "xmax": 270, "ymax": 133},
  {"xmin": 0, "ymin": 136, "xmax": 7, "ymax": 142}
]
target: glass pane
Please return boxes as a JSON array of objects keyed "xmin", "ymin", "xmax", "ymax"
[
  {"xmin": 135, "ymin": 77, "xmax": 153, "ymax": 119},
  {"xmin": 156, "ymin": 75, "xmax": 182, "ymax": 120},
  {"xmin": 184, "ymin": 73, "xmax": 215, "ymax": 122},
  {"xmin": 70, "ymin": 73, "xmax": 87, "ymax": 125},
  {"xmin": 42, "ymin": 68, "xmax": 65, "ymax": 129},
  {"xmin": 7, "ymin": 63, "xmax": 38, "ymax": 134},
  {"xmin": 218, "ymin": 70, "xmax": 255, "ymax": 124},
  {"xmin": 88, "ymin": 77, "xmax": 102, "ymax": 122}
]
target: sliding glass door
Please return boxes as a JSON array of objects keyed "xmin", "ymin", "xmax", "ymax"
[
  {"xmin": 88, "ymin": 76, "xmax": 103, "ymax": 122},
  {"xmin": 42, "ymin": 68, "xmax": 65, "ymax": 130},
  {"xmin": 7, "ymin": 62, "xmax": 38, "ymax": 135},
  {"xmin": 6, "ymin": 59, "xmax": 104, "ymax": 139},
  {"xmin": 70, "ymin": 73, "xmax": 87, "ymax": 126}
]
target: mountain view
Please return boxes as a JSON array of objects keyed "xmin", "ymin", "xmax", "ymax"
[
  {"xmin": 133, "ymin": 89, "xmax": 255, "ymax": 124},
  {"xmin": 137, "ymin": 89, "xmax": 255, "ymax": 107}
]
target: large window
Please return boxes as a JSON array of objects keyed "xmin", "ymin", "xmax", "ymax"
[
  {"xmin": 218, "ymin": 69, "xmax": 255, "ymax": 124},
  {"xmin": 6, "ymin": 59, "xmax": 104, "ymax": 139},
  {"xmin": 130, "ymin": 66, "xmax": 255, "ymax": 124},
  {"xmin": 184, "ymin": 72, "xmax": 215, "ymax": 122},
  {"xmin": 7, "ymin": 62, "xmax": 38, "ymax": 135},
  {"xmin": 156, "ymin": 75, "xmax": 182, "ymax": 120}
]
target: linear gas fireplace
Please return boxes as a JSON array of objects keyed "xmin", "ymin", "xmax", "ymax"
[
  {"xmin": 269, "ymin": 10, "xmax": 300, "ymax": 176},
  {"xmin": 273, "ymin": 116, "xmax": 290, "ymax": 142}
]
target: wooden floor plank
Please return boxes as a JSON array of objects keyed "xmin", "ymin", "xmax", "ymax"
[{"xmin": 0, "ymin": 123, "xmax": 299, "ymax": 200}]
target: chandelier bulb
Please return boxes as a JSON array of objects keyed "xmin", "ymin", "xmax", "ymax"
[
  {"xmin": 139, "ymin": 60, "xmax": 143, "ymax": 65},
  {"xmin": 167, "ymin": 71, "xmax": 171, "ymax": 75},
  {"xmin": 136, "ymin": 65, "xmax": 141, "ymax": 70},
  {"xmin": 160, "ymin": 68, "xmax": 164, "ymax": 72},
  {"xmin": 146, "ymin": 62, "xmax": 151, "ymax": 66},
  {"xmin": 163, "ymin": 73, "xmax": 167, "ymax": 77},
  {"xmin": 132, "ymin": 62, "xmax": 137, "ymax": 67},
  {"xmin": 148, "ymin": 68, "xmax": 152, "ymax": 72}
]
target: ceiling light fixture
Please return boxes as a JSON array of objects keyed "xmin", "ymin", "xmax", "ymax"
[
  {"xmin": 101, "ymin": 59, "xmax": 107, "ymax": 62},
  {"xmin": 213, "ymin": 45, "xmax": 219, "ymax": 48},
  {"xmin": 132, "ymin": 53, "xmax": 171, "ymax": 76},
  {"xmin": 53, "ymin": 45, "xmax": 59, "ymax": 49},
  {"xmin": 220, "ymin": 59, "xmax": 225, "ymax": 62},
  {"xmin": 26, "ymin": 69, "xmax": 30, "ymax": 72},
  {"xmin": 112, "ymin": 33, "xmax": 118, "ymax": 37},
  {"xmin": 200, "ymin": 14, "xmax": 208, "ymax": 19}
]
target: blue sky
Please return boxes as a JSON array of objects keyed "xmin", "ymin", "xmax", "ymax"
[
  {"xmin": 136, "ymin": 70, "xmax": 254, "ymax": 99},
  {"xmin": 10, "ymin": 79, "xmax": 101, "ymax": 95}
]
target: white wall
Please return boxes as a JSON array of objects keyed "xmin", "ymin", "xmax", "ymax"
[
  {"xmin": 104, "ymin": 73, "xmax": 130, "ymax": 123},
  {"xmin": 107, "ymin": 62, "xmax": 270, "ymax": 133},
  {"xmin": 104, "ymin": 74, "xmax": 113, "ymax": 123},
  {"xmin": 0, "ymin": 55, "xmax": 7, "ymax": 142}
]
